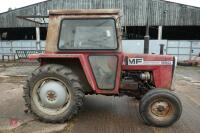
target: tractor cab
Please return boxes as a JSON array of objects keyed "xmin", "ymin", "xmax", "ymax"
[
  {"xmin": 45, "ymin": 9, "xmax": 122, "ymax": 52},
  {"xmin": 30, "ymin": 9, "xmax": 123, "ymax": 94}
]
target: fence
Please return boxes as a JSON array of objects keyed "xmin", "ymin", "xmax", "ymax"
[
  {"xmin": 0, "ymin": 40, "xmax": 199, "ymax": 61},
  {"xmin": 166, "ymin": 41, "xmax": 200, "ymax": 61},
  {"xmin": 122, "ymin": 40, "xmax": 168, "ymax": 55},
  {"xmin": 0, "ymin": 40, "xmax": 45, "ymax": 60},
  {"xmin": 122, "ymin": 40, "xmax": 200, "ymax": 61}
]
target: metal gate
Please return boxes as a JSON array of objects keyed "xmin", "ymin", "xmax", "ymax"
[
  {"xmin": 166, "ymin": 41, "xmax": 200, "ymax": 61},
  {"xmin": 0, "ymin": 40, "xmax": 45, "ymax": 59}
]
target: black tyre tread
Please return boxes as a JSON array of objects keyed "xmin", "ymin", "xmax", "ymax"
[
  {"xmin": 139, "ymin": 89, "xmax": 182, "ymax": 127},
  {"xmin": 140, "ymin": 89, "xmax": 182, "ymax": 109},
  {"xmin": 23, "ymin": 64, "xmax": 84, "ymax": 123}
]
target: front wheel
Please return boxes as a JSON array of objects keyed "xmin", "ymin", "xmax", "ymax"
[
  {"xmin": 139, "ymin": 89, "xmax": 182, "ymax": 127},
  {"xmin": 23, "ymin": 64, "xmax": 84, "ymax": 123}
]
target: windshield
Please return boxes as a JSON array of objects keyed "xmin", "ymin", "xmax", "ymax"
[{"xmin": 58, "ymin": 19, "xmax": 117, "ymax": 50}]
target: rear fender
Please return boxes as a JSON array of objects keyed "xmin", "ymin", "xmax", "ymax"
[
  {"xmin": 29, "ymin": 54, "xmax": 97, "ymax": 92},
  {"xmin": 29, "ymin": 53, "xmax": 123, "ymax": 94}
]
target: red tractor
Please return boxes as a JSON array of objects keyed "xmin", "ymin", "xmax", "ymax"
[{"xmin": 24, "ymin": 9, "xmax": 182, "ymax": 127}]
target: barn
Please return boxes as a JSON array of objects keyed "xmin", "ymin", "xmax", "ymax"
[{"xmin": 0, "ymin": 0, "xmax": 200, "ymax": 61}]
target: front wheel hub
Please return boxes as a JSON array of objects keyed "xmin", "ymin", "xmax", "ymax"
[
  {"xmin": 39, "ymin": 80, "xmax": 68, "ymax": 109},
  {"xmin": 151, "ymin": 101, "xmax": 170, "ymax": 117}
]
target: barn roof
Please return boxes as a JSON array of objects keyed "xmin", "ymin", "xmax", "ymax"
[{"xmin": 0, "ymin": 0, "xmax": 200, "ymax": 28}]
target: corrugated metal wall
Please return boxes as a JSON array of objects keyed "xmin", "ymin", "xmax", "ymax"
[
  {"xmin": 123, "ymin": 40, "xmax": 200, "ymax": 61},
  {"xmin": 0, "ymin": 0, "xmax": 200, "ymax": 28},
  {"xmin": 1, "ymin": 40, "xmax": 199, "ymax": 61}
]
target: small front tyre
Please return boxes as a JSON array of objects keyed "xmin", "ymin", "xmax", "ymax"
[{"xmin": 139, "ymin": 89, "xmax": 182, "ymax": 127}]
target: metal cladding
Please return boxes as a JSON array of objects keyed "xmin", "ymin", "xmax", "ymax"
[{"xmin": 0, "ymin": 0, "xmax": 200, "ymax": 28}]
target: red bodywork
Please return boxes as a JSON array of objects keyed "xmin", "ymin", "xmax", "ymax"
[
  {"xmin": 29, "ymin": 52, "xmax": 174, "ymax": 95},
  {"xmin": 32, "ymin": 9, "xmax": 175, "ymax": 95},
  {"xmin": 123, "ymin": 54, "xmax": 174, "ymax": 89}
]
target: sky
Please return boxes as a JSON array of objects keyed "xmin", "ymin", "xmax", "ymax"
[{"xmin": 0, "ymin": 0, "xmax": 200, "ymax": 13}]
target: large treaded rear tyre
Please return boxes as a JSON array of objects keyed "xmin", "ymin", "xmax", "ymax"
[
  {"xmin": 23, "ymin": 64, "xmax": 84, "ymax": 123},
  {"xmin": 139, "ymin": 89, "xmax": 182, "ymax": 127}
]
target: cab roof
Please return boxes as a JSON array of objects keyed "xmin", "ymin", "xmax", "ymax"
[{"xmin": 49, "ymin": 9, "xmax": 121, "ymax": 16}]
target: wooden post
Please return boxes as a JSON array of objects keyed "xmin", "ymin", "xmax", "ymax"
[
  {"xmin": 158, "ymin": 26, "xmax": 163, "ymax": 40},
  {"xmin": 36, "ymin": 27, "xmax": 41, "ymax": 50}
]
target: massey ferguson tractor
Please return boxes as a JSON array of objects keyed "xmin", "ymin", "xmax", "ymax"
[{"xmin": 24, "ymin": 9, "xmax": 182, "ymax": 127}]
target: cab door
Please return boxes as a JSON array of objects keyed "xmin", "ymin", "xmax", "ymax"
[{"xmin": 89, "ymin": 55, "xmax": 118, "ymax": 90}]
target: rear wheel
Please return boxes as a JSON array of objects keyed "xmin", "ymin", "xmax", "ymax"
[
  {"xmin": 139, "ymin": 89, "xmax": 182, "ymax": 127},
  {"xmin": 23, "ymin": 64, "xmax": 84, "ymax": 123}
]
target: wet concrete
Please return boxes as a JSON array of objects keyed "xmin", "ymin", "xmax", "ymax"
[
  {"xmin": 0, "ymin": 65, "xmax": 68, "ymax": 133},
  {"xmin": 0, "ymin": 65, "xmax": 199, "ymax": 133},
  {"xmin": 67, "ymin": 84, "xmax": 200, "ymax": 133},
  {"xmin": 65, "ymin": 66, "xmax": 200, "ymax": 133}
]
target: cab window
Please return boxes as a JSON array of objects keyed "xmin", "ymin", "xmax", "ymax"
[{"xmin": 58, "ymin": 19, "xmax": 117, "ymax": 50}]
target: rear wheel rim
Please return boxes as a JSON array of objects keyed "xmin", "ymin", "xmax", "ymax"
[{"xmin": 32, "ymin": 77, "xmax": 71, "ymax": 115}]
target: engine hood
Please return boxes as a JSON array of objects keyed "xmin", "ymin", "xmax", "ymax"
[
  {"xmin": 123, "ymin": 53, "xmax": 174, "ymax": 66},
  {"xmin": 122, "ymin": 53, "xmax": 175, "ymax": 89},
  {"xmin": 124, "ymin": 53, "xmax": 174, "ymax": 60}
]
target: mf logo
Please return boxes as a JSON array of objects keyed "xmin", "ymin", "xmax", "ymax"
[{"xmin": 128, "ymin": 58, "xmax": 144, "ymax": 65}]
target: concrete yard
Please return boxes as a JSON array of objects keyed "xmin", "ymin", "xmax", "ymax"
[{"xmin": 0, "ymin": 64, "xmax": 199, "ymax": 133}]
